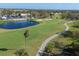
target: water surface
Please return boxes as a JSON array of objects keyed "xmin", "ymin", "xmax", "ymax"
[{"xmin": 0, "ymin": 21, "xmax": 38, "ymax": 29}]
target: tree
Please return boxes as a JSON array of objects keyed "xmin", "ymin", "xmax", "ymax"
[
  {"xmin": 61, "ymin": 12, "xmax": 70, "ymax": 19},
  {"xmin": 62, "ymin": 31, "xmax": 79, "ymax": 56},
  {"xmin": 61, "ymin": 31, "xmax": 73, "ymax": 38},
  {"xmin": 44, "ymin": 42, "xmax": 62, "ymax": 56},
  {"xmin": 24, "ymin": 30, "xmax": 29, "ymax": 49}
]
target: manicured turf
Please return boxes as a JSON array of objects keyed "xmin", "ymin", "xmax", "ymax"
[{"xmin": 0, "ymin": 19, "xmax": 64, "ymax": 55}]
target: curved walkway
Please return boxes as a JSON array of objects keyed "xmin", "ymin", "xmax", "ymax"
[{"xmin": 36, "ymin": 21, "xmax": 73, "ymax": 56}]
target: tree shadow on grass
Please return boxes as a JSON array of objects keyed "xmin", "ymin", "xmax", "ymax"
[
  {"xmin": 61, "ymin": 31, "xmax": 73, "ymax": 38},
  {"xmin": 72, "ymin": 26, "xmax": 79, "ymax": 28},
  {"xmin": 58, "ymin": 42, "xmax": 79, "ymax": 56},
  {"xmin": 0, "ymin": 48, "xmax": 15, "ymax": 51}
]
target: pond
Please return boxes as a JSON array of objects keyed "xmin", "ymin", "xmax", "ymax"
[{"xmin": 0, "ymin": 21, "xmax": 38, "ymax": 29}]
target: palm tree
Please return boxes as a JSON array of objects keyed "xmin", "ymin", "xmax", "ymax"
[{"xmin": 24, "ymin": 30, "xmax": 29, "ymax": 49}]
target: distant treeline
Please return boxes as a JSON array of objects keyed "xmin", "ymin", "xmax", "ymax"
[{"xmin": 0, "ymin": 9, "xmax": 79, "ymax": 19}]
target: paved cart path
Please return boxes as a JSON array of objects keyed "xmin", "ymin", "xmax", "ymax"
[{"xmin": 36, "ymin": 21, "xmax": 73, "ymax": 56}]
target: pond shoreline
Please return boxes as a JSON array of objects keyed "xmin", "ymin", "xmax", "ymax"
[{"xmin": 0, "ymin": 21, "xmax": 39, "ymax": 29}]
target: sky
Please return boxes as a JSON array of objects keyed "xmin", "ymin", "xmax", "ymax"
[{"xmin": 0, "ymin": 3, "xmax": 79, "ymax": 10}]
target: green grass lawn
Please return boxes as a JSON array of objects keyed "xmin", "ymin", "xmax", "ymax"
[{"xmin": 0, "ymin": 19, "xmax": 64, "ymax": 56}]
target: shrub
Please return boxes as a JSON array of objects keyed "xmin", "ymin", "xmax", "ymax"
[{"xmin": 14, "ymin": 49, "xmax": 29, "ymax": 56}]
